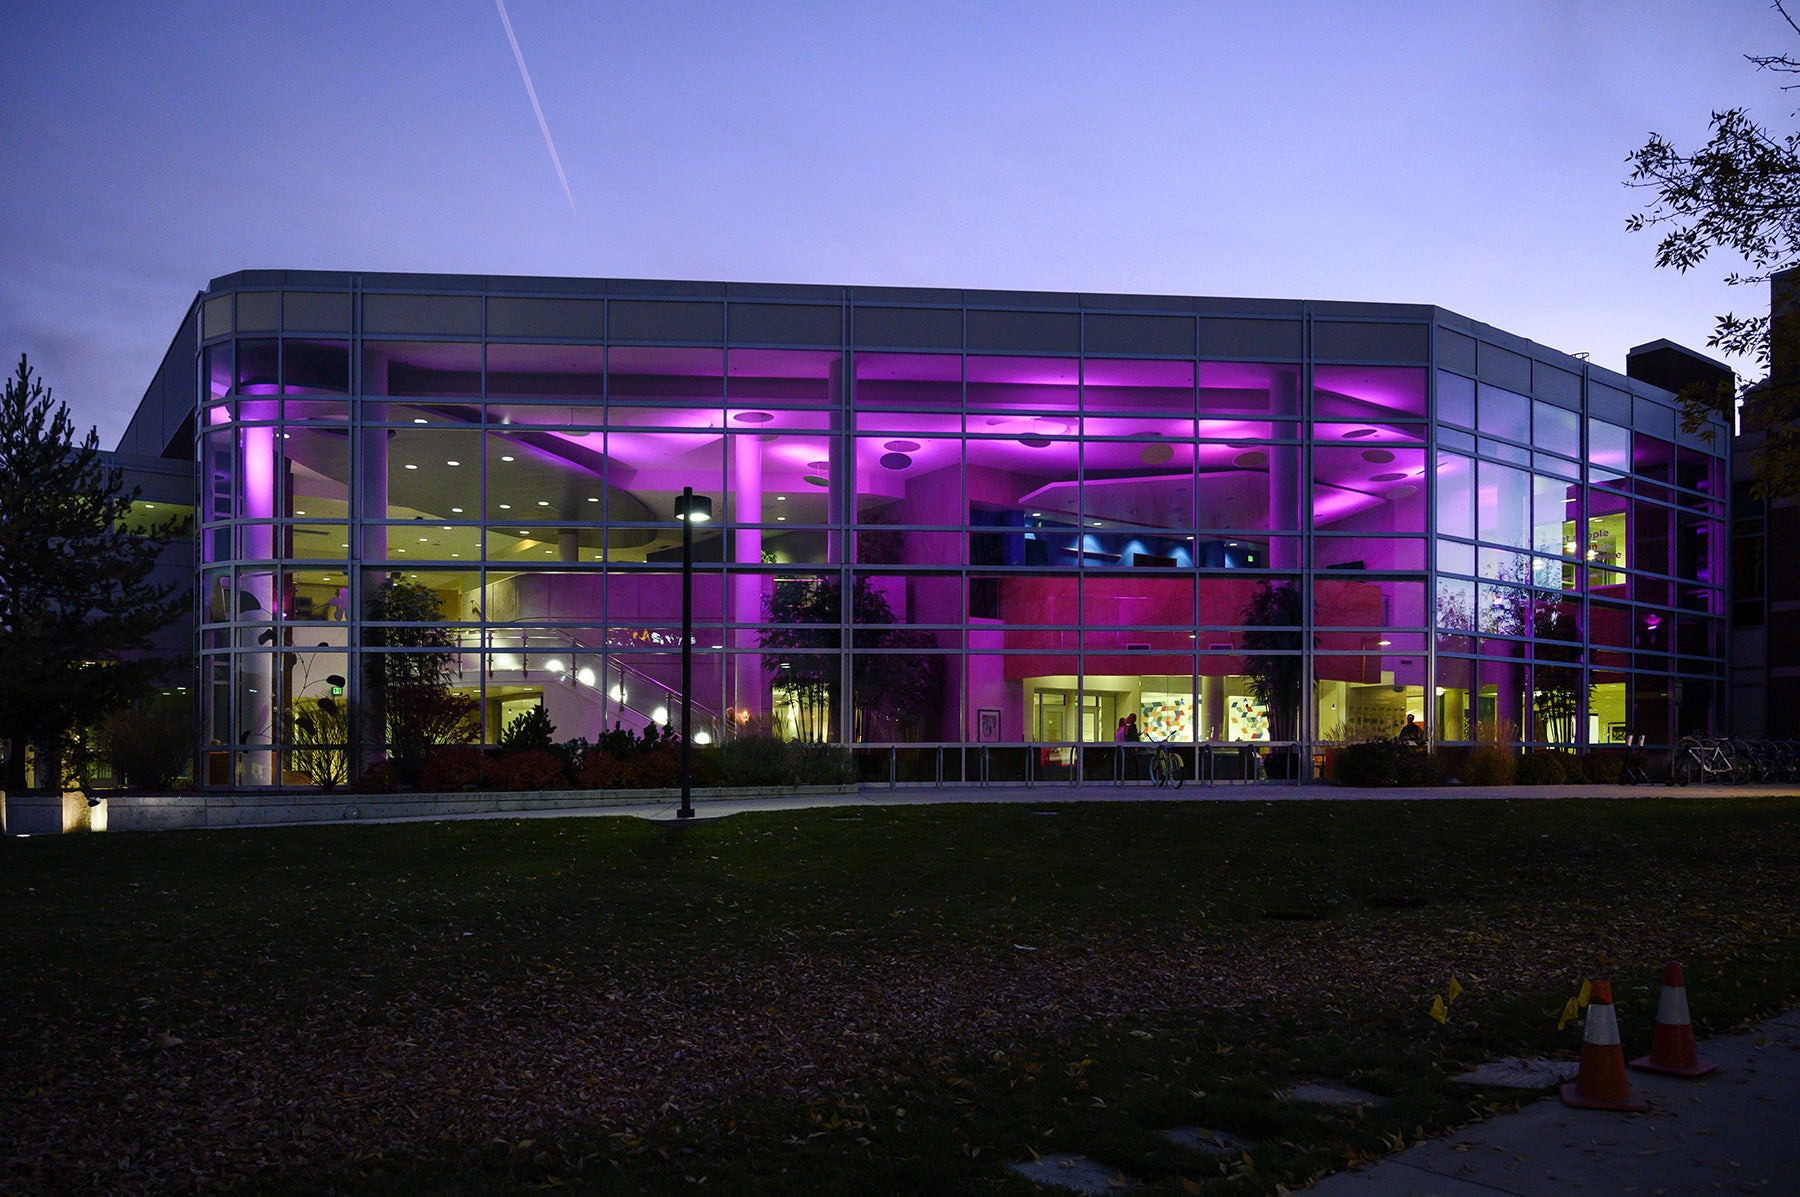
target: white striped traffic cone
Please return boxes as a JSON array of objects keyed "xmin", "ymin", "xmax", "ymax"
[
  {"xmin": 1630, "ymin": 961, "xmax": 1719, "ymax": 1077},
  {"xmin": 1559, "ymin": 979, "xmax": 1648, "ymax": 1111}
]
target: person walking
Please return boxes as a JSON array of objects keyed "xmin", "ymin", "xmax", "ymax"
[{"xmin": 1122, "ymin": 712, "xmax": 1142, "ymax": 781}]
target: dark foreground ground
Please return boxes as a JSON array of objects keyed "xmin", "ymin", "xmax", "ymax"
[{"xmin": 3, "ymin": 795, "xmax": 1797, "ymax": 1194}]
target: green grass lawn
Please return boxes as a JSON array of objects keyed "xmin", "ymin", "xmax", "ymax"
[{"xmin": 4, "ymin": 796, "xmax": 1798, "ymax": 1195}]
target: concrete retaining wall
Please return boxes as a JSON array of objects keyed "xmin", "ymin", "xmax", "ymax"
[
  {"xmin": 31, "ymin": 785, "xmax": 857, "ymax": 833},
  {"xmin": 2, "ymin": 791, "xmax": 106, "ymax": 835}
]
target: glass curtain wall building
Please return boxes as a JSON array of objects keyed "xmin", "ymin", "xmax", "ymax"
[{"xmin": 116, "ymin": 272, "xmax": 1729, "ymax": 786}]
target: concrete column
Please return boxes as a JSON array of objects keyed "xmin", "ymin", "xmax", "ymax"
[
  {"xmin": 356, "ymin": 356, "xmax": 390, "ymax": 769},
  {"xmin": 732, "ymin": 432, "xmax": 766, "ymax": 723},
  {"xmin": 1202, "ymin": 673, "xmax": 1226, "ymax": 740},
  {"xmin": 1269, "ymin": 367, "xmax": 1302, "ymax": 569},
  {"xmin": 239, "ymin": 425, "xmax": 277, "ymax": 783}
]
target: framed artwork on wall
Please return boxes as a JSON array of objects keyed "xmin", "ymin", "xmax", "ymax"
[{"xmin": 977, "ymin": 709, "xmax": 1001, "ymax": 742}]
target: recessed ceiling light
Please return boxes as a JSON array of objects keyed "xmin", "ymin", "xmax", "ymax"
[
  {"xmin": 403, "ymin": 463, "xmax": 418, "ymax": 470},
  {"xmin": 446, "ymin": 459, "xmax": 460, "ymax": 466},
  {"xmin": 418, "ymin": 536, "xmax": 428, "ymax": 542},
  {"xmin": 145, "ymin": 503, "xmax": 156, "ymax": 508},
  {"xmin": 1377, "ymin": 639, "xmax": 1392, "ymax": 646},
  {"xmin": 451, "ymin": 507, "xmax": 463, "ymax": 513},
  {"xmin": 733, "ymin": 411, "xmax": 774, "ymax": 423},
  {"xmin": 413, "ymin": 418, "xmax": 427, "ymax": 424},
  {"xmin": 293, "ymin": 509, "xmax": 305, "ymax": 515},
  {"xmin": 775, "ymin": 515, "xmax": 787, "ymax": 521},
  {"xmin": 396, "ymin": 547, "xmax": 407, "ymax": 553},
  {"xmin": 883, "ymin": 439, "xmax": 921, "ymax": 452},
  {"xmin": 499, "ymin": 503, "xmax": 511, "ymax": 509},
  {"xmin": 587, "ymin": 496, "xmax": 599, "ymax": 503},
  {"xmin": 537, "ymin": 500, "xmax": 550, "ymax": 506},
  {"xmin": 450, "ymin": 553, "xmax": 459, "ymax": 558},
  {"xmin": 500, "ymin": 455, "xmax": 515, "ymax": 462},
  {"xmin": 776, "ymin": 495, "xmax": 787, "ymax": 501}
]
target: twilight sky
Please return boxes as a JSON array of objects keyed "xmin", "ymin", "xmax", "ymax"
[{"xmin": 0, "ymin": 1, "xmax": 1787, "ymax": 447}]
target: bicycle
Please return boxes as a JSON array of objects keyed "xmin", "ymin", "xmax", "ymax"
[
  {"xmin": 1148, "ymin": 739, "xmax": 1185, "ymax": 789},
  {"xmin": 1670, "ymin": 734, "xmax": 1735, "ymax": 786}
]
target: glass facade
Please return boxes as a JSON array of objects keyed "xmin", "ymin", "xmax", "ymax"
[{"xmin": 182, "ymin": 279, "xmax": 1728, "ymax": 786}]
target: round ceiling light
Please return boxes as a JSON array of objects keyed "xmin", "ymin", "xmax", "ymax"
[
  {"xmin": 733, "ymin": 411, "xmax": 774, "ymax": 423},
  {"xmin": 807, "ymin": 460, "xmax": 830, "ymax": 471},
  {"xmin": 880, "ymin": 452, "xmax": 913, "ymax": 470},
  {"xmin": 1140, "ymin": 443, "xmax": 1175, "ymax": 465},
  {"xmin": 1388, "ymin": 484, "xmax": 1418, "ymax": 500},
  {"xmin": 1361, "ymin": 448, "xmax": 1395, "ymax": 464},
  {"xmin": 1233, "ymin": 451, "xmax": 1268, "ymax": 469},
  {"xmin": 1019, "ymin": 435, "xmax": 1052, "ymax": 448},
  {"xmin": 883, "ymin": 439, "xmax": 921, "ymax": 452},
  {"xmin": 803, "ymin": 474, "xmax": 828, "ymax": 487},
  {"xmin": 1370, "ymin": 471, "xmax": 1408, "ymax": 482},
  {"xmin": 1343, "ymin": 428, "xmax": 1378, "ymax": 439}
]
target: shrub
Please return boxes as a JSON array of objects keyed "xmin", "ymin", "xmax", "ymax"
[
  {"xmin": 98, "ymin": 702, "xmax": 194, "ymax": 790},
  {"xmin": 419, "ymin": 744, "xmax": 487, "ymax": 791},
  {"xmin": 483, "ymin": 748, "xmax": 567, "ymax": 791},
  {"xmin": 286, "ymin": 697, "xmax": 349, "ymax": 791},
  {"xmin": 1459, "ymin": 745, "xmax": 1517, "ymax": 786},
  {"xmin": 789, "ymin": 740, "xmax": 858, "ymax": 785},
  {"xmin": 1394, "ymin": 748, "xmax": 1442, "ymax": 787},
  {"xmin": 1582, "ymin": 752, "xmax": 1625, "ymax": 785},
  {"xmin": 573, "ymin": 749, "xmax": 621, "ymax": 790},
  {"xmin": 499, "ymin": 705, "xmax": 556, "ymax": 753},
  {"xmin": 352, "ymin": 760, "xmax": 397, "ymax": 794},
  {"xmin": 1515, "ymin": 751, "xmax": 1570, "ymax": 785},
  {"xmin": 616, "ymin": 745, "xmax": 680, "ymax": 790},
  {"xmin": 706, "ymin": 735, "xmax": 794, "ymax": 787},
  {"xmin": 1332, "ymin": 741, "xmax": 1403, "ymax": 787},
  {"xmin": 1330, "ymin": 741, "xmax": 1440, "ymax": 787}
]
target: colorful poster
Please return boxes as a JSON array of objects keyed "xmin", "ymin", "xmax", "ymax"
[
  {"xmin": 1228, "ymin": 695, "xmax": 1270, "ymax": 741},
  {"xmin": 1139, "ymin": 695, "xmax": 1192, "ymax": 741}
]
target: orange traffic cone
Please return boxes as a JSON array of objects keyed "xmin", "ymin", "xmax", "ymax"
[
  {"xmin": 1630, "ymin": 961, "xmax": 1719, "ymax": 1077},
  {"xmin": 1559, "ymin": 979, "xmax": 1648, "ymax": 1111}
]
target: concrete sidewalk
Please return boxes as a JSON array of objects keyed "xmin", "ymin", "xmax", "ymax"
[
  {"xmin": 1305, "ymin": 1007, "xmax": 1800, "ymax": 1196},
  {"xmin": 543, "ymin": 779, "xmax": 1797, "ymax": 824}
]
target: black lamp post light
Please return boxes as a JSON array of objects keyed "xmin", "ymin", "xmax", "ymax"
[{"xmin": 673, "ymin": 486, "xmax": 712, "ymax": 819}]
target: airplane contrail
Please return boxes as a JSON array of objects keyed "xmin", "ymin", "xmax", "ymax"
[{"xmin": 494, "ymin": 0, "xmax": 576, "ymax": 215}]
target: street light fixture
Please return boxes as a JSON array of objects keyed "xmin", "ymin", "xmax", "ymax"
[{"xmin": 674, "ymin": 487, "xmax": 712, "ymax": 819}]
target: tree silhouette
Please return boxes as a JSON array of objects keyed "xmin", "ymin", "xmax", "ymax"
[
  {"xmin": 1626, "ymin": 0, "xmax": 1800, "ymax": 496},
  {"xmin": 761, "ymin": 576, "xmax": 941, "ymax": 742}
]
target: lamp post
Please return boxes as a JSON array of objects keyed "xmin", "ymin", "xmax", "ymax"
[{"xmin": 674, "ymin": 486, "xmax": 712, "ymax": 819}]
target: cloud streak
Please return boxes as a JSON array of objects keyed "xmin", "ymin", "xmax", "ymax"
[{"xmin": 494, "ymin": 0, "xmax": 575, "ymax": 215}]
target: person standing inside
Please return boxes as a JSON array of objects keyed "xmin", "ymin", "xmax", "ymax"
[{"xmin": 1123, "ymin": 712, "xmax": 1142, "ymax": 780}]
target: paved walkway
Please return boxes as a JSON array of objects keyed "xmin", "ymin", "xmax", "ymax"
[
  {"xmin": 380, "ymin": 779, "xmax": 1796, "ymax": 826},
  {"xmin": 1305, "ymin": 1007, "xmax": 1800, "ymax": 1196}
]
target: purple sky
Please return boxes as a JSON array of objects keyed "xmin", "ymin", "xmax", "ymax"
[{"xmin": 0, "ymin": 1, "xmax": 1784, "ymax": 447}]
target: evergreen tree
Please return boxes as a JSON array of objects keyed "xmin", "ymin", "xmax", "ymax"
[{"xmin": 0, "ymin": 356, "xmax": 186, "ymax": 792}]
